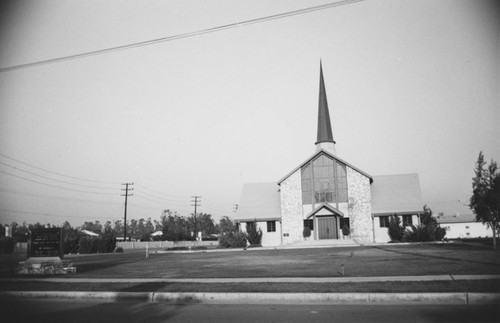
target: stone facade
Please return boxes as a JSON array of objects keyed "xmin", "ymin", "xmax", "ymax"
[
  {"xmin": 279, "ymin": 169, "xmax": 303, "ymax": 244},
  {"xmin": 346, "ymin": 166, "xmax": 373, "ymax": 243}
]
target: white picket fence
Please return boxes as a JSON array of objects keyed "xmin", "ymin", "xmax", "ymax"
[{"xmin": 116, "ymin": 240, "xmax": 218, "ymax": 250}]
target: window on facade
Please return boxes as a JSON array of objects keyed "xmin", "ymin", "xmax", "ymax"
[
  {"xmin": 304, "ymin": 219, "xmax": 314, "ymax": 231},
  {"xmin": 246, "ymin": 222, "xmax": 255, "ymax": 232},
  {"xmin": 300, "ymin": 154, "xmax": 348, "ymax": 205},
  {"xmin": 267, "ymin": 221, "xmax": 276, "ymax": 232},
  {"xmin": 402, "ymin": 215, "xmax": 413, "ymax": 226},
  {"xmin": 379, "ymin": 216, "xmax": 390, "ymax": 228},
  {"xmin": 339, "ymin": 217, "xmax": 350, "ymax": 229},
  {"xmin": 301, "ymin": 163, "xmax": 312, "ymax": 204}
]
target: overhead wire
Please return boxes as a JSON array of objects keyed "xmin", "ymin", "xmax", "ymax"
[
  {"xmin": 0, "ymin": 160, "xmax": 118, "ymax": 191},
  {"xmin": 0, "ymin": 169, "xmax": 117, "ymax": 195},
  {"xmin": 0, "ymin": 188, "xmax": 122, "ymax": 206},
  {"xmin": 0, "ymin": 153, "xmax": 121, "ymax": 185},
  {"xmin": 0, "ymin": 0, "xmax": 364, "ymax": 73}
]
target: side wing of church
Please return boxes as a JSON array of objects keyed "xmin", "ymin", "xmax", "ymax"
[{"xmin": 234, "ymin": 63, "xmax": 423, "ymax": 246}]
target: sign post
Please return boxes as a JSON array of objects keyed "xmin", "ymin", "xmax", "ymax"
[
  {"xmin": 28, "ymin": 228, "xmax": 63, "ymax": 260},
  {"xmin": 15, "ymin": 227, "xmax": 74, "ymax": 275}
]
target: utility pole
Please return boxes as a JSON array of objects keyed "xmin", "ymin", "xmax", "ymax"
[
  {"xmin": 191, "ymin": 196, "xmax": 201, "ymax": 238},
  {"xmin": 121, "ymin": 183, "xmax": 134, "ymax": 241}
]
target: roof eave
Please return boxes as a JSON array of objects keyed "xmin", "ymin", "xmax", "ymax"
[{"xmin": 277, "ymin": 149, "xmax": 373, "ymax": 185}]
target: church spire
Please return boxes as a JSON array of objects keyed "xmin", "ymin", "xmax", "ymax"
[{"xmin": 315, "ymin": 61, "xmax": 336, "ymax": 154}]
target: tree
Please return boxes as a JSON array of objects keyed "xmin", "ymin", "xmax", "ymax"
[
  {"xmin": 403, "ymin": 206, "xmax": 446, "ymax": 242},
  {"xmin": 113, "ymin": 220, "xmax": 124, "ymax": 238},
  {"xmin": 219, "ymin": 216, "xmax": 236, "ymax": 235},
  {"xmin": 244, "ymin": 222, "xmax": 262, "ymax": 246},
  {"xmin": 388, "ymin": 215, "xmax": 405, "ymax": 242},
  {"xmin": 195, "ymin": 213, "xmax": 217, "ymax": 235},
  {"xmin": 470, "ymin": 151, "xmax": 500, "ymax": 249}
]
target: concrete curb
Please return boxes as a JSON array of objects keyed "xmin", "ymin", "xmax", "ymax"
[
  {"xmin": 1, "ymin": 274, "xmax": 499, "ymax": 284},
  {"xmin": 2, "ymin": 291, "xmax": 499, "ymax": 305}
]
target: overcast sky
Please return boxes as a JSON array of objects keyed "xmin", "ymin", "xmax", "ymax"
[{"xmin": 0, "ymin": 0, "xmax": 498, "ymax": 228}]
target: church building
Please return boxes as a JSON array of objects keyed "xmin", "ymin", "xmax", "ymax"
[{"xmin": 234, "ymin": 63, "xmax": 423, "ymax": 246}]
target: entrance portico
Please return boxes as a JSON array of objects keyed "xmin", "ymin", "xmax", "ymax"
[{"xmin": 307, "ymin": 203, "xmax": 345, "ymax": 240}]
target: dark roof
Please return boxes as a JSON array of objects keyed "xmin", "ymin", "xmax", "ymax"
[
  {"xmin": 371, "ymin": 174, "xmax": 423, "ymax": 215},
  {"xmin": 278, "ymin": 149, "xmax": 372, "ymax": 185},
  {"xmin": 233, "ymin": 182, "xmax": 281, "ymax": 222},
  {"xmin": 316, "ymin": 61, "xmax": 335, "ymax": 145}
]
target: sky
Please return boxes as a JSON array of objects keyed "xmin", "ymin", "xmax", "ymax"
[{"xmin": 0, "ymin": 0, "xmax": 498, "ymax": 228}]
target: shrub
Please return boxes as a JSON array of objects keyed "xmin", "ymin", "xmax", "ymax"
[
  {"xmin": 0, "ymin": 237, "xmax": 16, "ymax": 254},
  {"xmin": 98, "ymin": 235, "xmax": 117, "ymax": 253},
  {"xmin": 342, "ymin": 225, "xmax": 350, "ymax": 237},
  {"xmin": 78, "ymin": 236, "xmax": 95, "ymax": 254},
  {"xmin": 388, "ymin": 215, "xmax": 405, "ymax": 242},
  {"xmin": 403, "ymin": 223, "xmax": 446, "ymax": 242},
  {"xmin": 63, "ymin": 237, "xmax": 79, "ymax": 254},
  {"xmin": 244, "ymin": 222, "xmax": 262, "ymax": 246},
  {"xmin": 303, "ymin": 227, "xmax": 311, "ymax": 238},
  {"xmin": 114, "ymin": 246, "xmax": 124, "ymax": 253},
  {"xmin": 218, "ymin": 231, "xmax": 247, "ymax": 248}
]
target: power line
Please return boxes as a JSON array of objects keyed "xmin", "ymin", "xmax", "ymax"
[
  {"xmin": 134, "ymin": 193, "xmax": 190, "ymax": 207},
  {"xmin": 0, "ymin": 169, "xmax": 118, "ymax": 195},
  {"xmin": 0, "ymin": 0, "xmax": 364, "ymax": 73},
  {"xmin": 0, "ymin": 153, "xmax": 120, "ymax": 185},
  {"xmin": 0, "ymin": 160, "xmax": 118, "ymax": 191},
  {"xmin": 0, "ymin": 188, "xmax": 122, "ymax": 206}
]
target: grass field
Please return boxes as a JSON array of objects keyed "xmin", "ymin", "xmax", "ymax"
[
  {"xmin": 63, "ymin": 242, "xmax": 500, "ymax": 278},
  {"xmin": 1, "ymin": 241, "xmax": 499, "ymax": 293}
]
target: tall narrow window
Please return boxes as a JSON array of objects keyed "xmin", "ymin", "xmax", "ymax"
[
  {"xmin": 402, "ymin": 215, "xmax": 413, "ymax": 226},
  {"xmin": 301, "ymin": 163, "xmax": 312, "ymax": 204},
  {"xmin": 267, "ymin": 221, "xmax": 276, "ymax": 232},
  {"xmin": 304, "ymin": 219, "xmax": 314, "ymax": 230},
  {"xmin": 379, "ymin": 216, "xmax": 390, "ymax": 228},
  {"xmin": 300, "ymin": 153, "xmax": 348, "ymax": 205}
]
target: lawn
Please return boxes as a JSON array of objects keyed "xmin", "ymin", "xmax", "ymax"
[
  {"xmin": 1, "ymin": 242, "xmax": 500, "ymax": 293},
  {"xmin": 57, "ymin": 242, "xmax": 500, "ymax": 279}
]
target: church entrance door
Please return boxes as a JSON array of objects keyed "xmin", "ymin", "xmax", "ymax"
[{"xmin": 318, "ymin": 217, "xmax": 338, "ymax": 239}]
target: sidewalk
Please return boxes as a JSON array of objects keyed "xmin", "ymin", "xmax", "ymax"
[
  {"xmin": 2, "ymin": 274, "xmax": 500, "ymax": 283},
  {"xmin": 1, "ymin": 274, "xmax": 499, "ymax": 305}
]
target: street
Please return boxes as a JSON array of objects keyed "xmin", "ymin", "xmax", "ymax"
[{"xmin": 3, "ymin": 299, "xmax": 499, "ymax": 323}]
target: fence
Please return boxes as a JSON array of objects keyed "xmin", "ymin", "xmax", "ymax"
[{"xmin": 116, "ymin": 240, "xmax": 218, "ymax": 250}]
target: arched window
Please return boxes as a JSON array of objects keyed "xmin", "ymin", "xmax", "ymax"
[{"xmin": 301, "ymin": 154, "xmax": 348, "ymax": 205}]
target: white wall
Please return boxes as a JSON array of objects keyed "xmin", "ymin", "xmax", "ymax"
[
  {"xmin": 440, "ymin": 222, "xmax": 492, "ymax": 239},
  {"xmin": 240, "ymin": 221, "xmax": 282, "ymax": 247},
  {"xmin": 373, "ymin": 214, "xmax": 419, "ymax": 243}
]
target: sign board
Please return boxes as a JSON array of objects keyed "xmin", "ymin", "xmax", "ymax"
[{"xmin": 29, "ymin": 228, "xmax": 63, "ymax": 259}]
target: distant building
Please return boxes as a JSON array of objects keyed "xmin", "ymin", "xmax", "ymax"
[
  {"xmin": 234, "ymin": 63, "xmax": 424, "ymax": 246},
  {"xmin": 429, "ymin": 200, "xmax": 492, "ymax": 239}
]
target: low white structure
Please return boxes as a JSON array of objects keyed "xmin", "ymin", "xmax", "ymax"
[{"xmin": 429, "ymin": 200, "xmax": 492, "ymax": 239}]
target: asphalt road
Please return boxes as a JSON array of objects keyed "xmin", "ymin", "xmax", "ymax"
[{"xmin": 3, "ymin": 300, "xmax": 499, "ymax": 323}]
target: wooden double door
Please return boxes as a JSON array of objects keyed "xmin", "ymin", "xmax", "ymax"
[{"xmin": 317, "ymin": 216, "xmax": 338, "ymax": 239}]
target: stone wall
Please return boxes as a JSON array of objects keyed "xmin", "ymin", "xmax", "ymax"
[
  {"xmin": 280, "ymin": 170, "xmax": 304, "ymax": 244},
  {"xmin": 347, "ymin": 167, "xmax": 373, "ymax": 243}
]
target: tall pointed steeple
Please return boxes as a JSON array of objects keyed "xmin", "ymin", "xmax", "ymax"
[{"xmin": 315, "ymin": 61, "xmax": 336, "ymax": 154}]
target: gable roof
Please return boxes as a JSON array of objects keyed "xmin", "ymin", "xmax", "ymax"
[
  {"xmin": 371, "ymin": 173, "xmax": 423, "ymax": 215},
  {"xmin": 233, "ymin": 182, "xmax": 281, "ymax": 222},
  {"xmin": 277, "ymin": 149, "xmax": 372, "ymax": 185},
  {"xmin": 305, "ymin": 203, "xmax": 344, "ymax": 219}
]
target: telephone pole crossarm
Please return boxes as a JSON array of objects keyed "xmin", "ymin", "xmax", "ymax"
[
  {"xmin": 121, "ymin": 182, "xmax": 134, "ymax": 241},
  {"xmin": 191, "ymin": 196, "xmax": 201, "ymax": 238}
]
